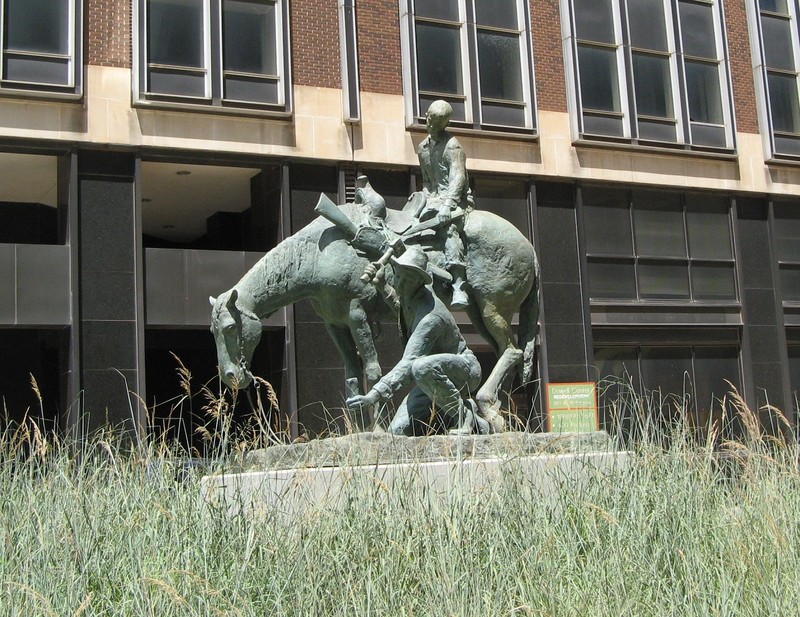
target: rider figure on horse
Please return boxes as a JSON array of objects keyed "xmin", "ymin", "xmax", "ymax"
[{"xmin": 412, "ymin": 99, "xmax": 474, "ymax": 310}]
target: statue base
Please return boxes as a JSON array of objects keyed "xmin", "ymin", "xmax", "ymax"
[{"xmin": 201, "ymin": 432, "xmax": 627, "ymax": 517}]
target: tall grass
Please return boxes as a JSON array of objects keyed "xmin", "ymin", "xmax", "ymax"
[{"xmin": 1, "ymin": 388, "xmax": 800, "ymax": 615}]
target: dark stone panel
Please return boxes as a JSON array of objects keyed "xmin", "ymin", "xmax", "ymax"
[
  {"xmin": 735, "ymin": 215, "xmax": 774, "ymax": 288},
  {"xmin": 81, "ymin": 320, "xmax": 138, "ymax": 371},
  {"xmin": 543, "ymin": 323, "xmax": 589, "ymax": 368},
  {"xmin": 547, "ymin": 364, "xmax": 590, "ymax": 383},
  {"xmin": 290, "ymin": 188, "xmax": 328, "ymax": 232},
  {"xmin": 295, "ymin": 366, "xmax": 348, "ymax": 436},
  {"xmin": 747, "ymin": 325, "xmax": 782, "ymax": 364},
  {"xmin": 750, "ymin": 362, "xmax": 789, "ymax": 423},
  {"xmin": 542, "ymin": 281, "xmax": 584, "ymax": 325},
  {"xmin": 0, "ymin": 244, "xmax": 16, "ymax": 323},
  {"xmin": 79, "ymin": 151, "xmax": 136, "ymax": 178},
  {"xmin": 536, "ymin": 206, "xmax": 580, "ymax": 284},
  {"xmin": 294, "ymin": 299, "xmax": 321, "ymax": 322},
  {"xmin": 294, "ymin": 321, "xmax": 349, "ymax": 370},
  {"xmin": 80, "ymin": 271, "xmax": 136, "ymax": 322},
  {"xmin": 79, "ymin": 179, "xmax": 136, "ymax": 273},
  {"xmin": 81, "ymin": 368, "xmax": 139, "ymax": 430},
  {"xmin": 743, "ymin": 287, "xmax": 780, "ymax": 327},
  {"xmin": 536, "ymin": 181, "xmax": 574, "ymax": 207},
  {"xmin": 144, "ymin": 249, "xmax": 186, "ymax": 325}
]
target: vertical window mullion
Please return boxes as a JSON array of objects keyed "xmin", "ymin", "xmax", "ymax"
[
  {"xmin": 616, "ymin": 0, "xmax": 633, "ymax": 139},
  {"xmin": 339, "ymin": 0, "xmax": 361, "ymax": 122},
  {"xmin": 458, "ymin": 0, "xmax": 473, "ymax": 124},
  {"xmin": 212, "ymin": 0, "xmax": 222, "ymax": 103},
  {"xmin": 465, "ymin": 0, "xmax": 480, "ymax": 128}
]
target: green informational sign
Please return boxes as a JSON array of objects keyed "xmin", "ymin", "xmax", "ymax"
[{"xmin": 547, "ymin": 382, "xmax": 598, "ymax": 433}]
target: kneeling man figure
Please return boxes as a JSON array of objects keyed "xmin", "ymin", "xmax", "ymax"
[{"xmin": 346, "ymin": 245, "xmax": 483, "ymax": 435}]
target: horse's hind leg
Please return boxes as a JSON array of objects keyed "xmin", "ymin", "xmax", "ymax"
[{"xmin": 474, "ymin": 302, "xmax": 523, "ymax": 432}]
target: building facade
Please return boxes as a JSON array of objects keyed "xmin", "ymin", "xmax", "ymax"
[{"xmin": 1, "ymin": 0, "xmax": 799, "ymax": 441}]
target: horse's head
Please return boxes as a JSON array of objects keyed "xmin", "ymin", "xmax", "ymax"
[{"xmin": 209, "ymin": 289, "xmax": 262, "ymax": 390}]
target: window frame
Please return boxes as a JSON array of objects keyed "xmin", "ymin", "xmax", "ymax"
[
  {"xmin": 748, "ymin": 0, "xmax": 800, "ymax": 160},
  {"xmin": 0, "ymin": 0, "xmax": 82, "ymax": 98},
  {"xmin": 562, "ymin": 0, "xmax": 735, "ymax": 151},
  {"xmin": 580, "ymin": 186, "xmax": 739, "ymax": 304},
  {"xmin": 134, "ymin": 0, "xmax": 292, "ymax": 115},
  {"xmin": 400, "ymin": 0, "xmax": 537, "ymax": 134}
]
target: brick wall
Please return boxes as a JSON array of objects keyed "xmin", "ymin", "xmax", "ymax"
[
  {"xmin": 530, "ymin": 0, "xmax": 568, "ymax": 113},
  {"xmin": 291, "ymin": 0, "xmax": 341, "ymax": 89},
  {"xmin": 86, "ymin": 0, "xmax": 132, "ymax": 68},
  {"xmin": 725, "ymin": 0, "xmax": 760, "ymax": 134},
  {"xmin": 357, "ymin": 0, "xmax": 403, "ymax": 95}
]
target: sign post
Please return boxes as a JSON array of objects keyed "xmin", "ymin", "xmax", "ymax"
[{"xmin": 547, "ymin": 382, "xmax": 598, "ymax": 433}]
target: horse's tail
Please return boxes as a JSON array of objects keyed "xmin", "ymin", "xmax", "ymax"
[{"xmin": 517, "ymin": 251, "xmax": 540, "ymax": 384}]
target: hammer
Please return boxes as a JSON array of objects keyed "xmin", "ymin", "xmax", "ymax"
[{"xmin": 360, "ymin": 237, "xmax": 405, "ymax": 284}]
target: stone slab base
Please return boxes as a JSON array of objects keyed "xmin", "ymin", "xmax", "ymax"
[
  {"xmin": 201, "ymin": 434, "xmax": 628, "ymax": 517},
  {"xmin": 242, "ymin": 430, "xmax": 615, "ymax": 471}
]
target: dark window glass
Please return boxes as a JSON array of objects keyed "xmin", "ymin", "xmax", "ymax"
[
  {"xmin": 584, "ymin": 207, "xmax": 632, "ymax": 256},
  {"xmin": 679, "ymin": 0, "xmax": 716, "ymax": 59},
  {"xmin": 762, "ymin": 0, "xmax": 789, "ymax": 14},
  {"xmin": 578, "ymin": 45, "xmax": 620, "ymax": 112},
  {"xmin": 478, "ymin": 31, "xmax": 523, "ymax": 102},
  {"xmin": 575, "ymin": 0, "xmax": 615, "ymax": 43},
  {"xmin": 475, "ymin": 0, "xmax": 517, "ymax": 29},
  {"xmin": 588, "ymin": 260, "xmax": 637, "ymax": 298},
  {"xmin": 768, "ymin": 72, "xmax": 800, "ymax": 133},
  {"xmin": 789, "ymin": 344, "xmax": 800, "ymax": 415},
  {"xmin": 633, "ymin": 53, "xmax": 674, "ymax": 119},
  {"xmin": 582, "ymin": 186, "xmax": 632, "ymax": 255},
  {"xmin": 762, "ymin": 14, "xmax": 795, "ymax": 71},
  {"xmin": 685, "ymin": 61, "xmax": 724, "ymax": 124},
  {"xmin": 415, "ymin": 0, "xmax": 459, "ymax": 21},
  {"xmin": 6, "ymin": 0, "xmax": 69, "ymax": 54},
  {"xmin": 148, "ymin": 0, "xmax": 205, "ymax": 68},
  {"xmin": 685, "ymin": 199, "xmax": 731, "ymax": 259},
  {"xmin": 640, "ymin": 346, "xmax": 693, "ymax": 411},
  {"xmin": 633, "ymin": 193, "xmax": 685, "ymax": 258},
  {"xmin": 638, "ymin": 262, "xmax": 690, "ymax": 298},
  {"xmin": 773, "ymin": 202, "xmax": 800, "ymax": 262},
  {"xmin": 781, "ymin": 265, "xmax": 800, "ymax": 300},
  {"xmin": 223, "ymin": 0, "xmax": 277, "ymax": 76},
  {"xmin": 626, "ymin": 0, "xmax": 667, "ymax": 51},
  {"xmin": 415, "ymin": 23, "xmax": 463, "ymax": 95},
  {"xmin": 691, "ymin": 263, "xmax": 736, "ymax": 300},
  {"xmin": 691, "ymin": 346, "xmax": 740, "ymax": 424},
  {"xmin": 472, "ymin": 177, "xmax": 529, "ymax": 234}
]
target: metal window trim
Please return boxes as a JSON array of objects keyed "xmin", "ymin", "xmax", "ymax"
[
  {"xmin": 0, "ymin": 0, "xmax": 81, "ymax": 94},
  {"xmin": 136, "ymin": 0, "xmax": 290, "ymax": 111}
]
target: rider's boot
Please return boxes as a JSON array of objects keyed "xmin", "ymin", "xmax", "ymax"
[{"xmin": 450, "ymin": 269, "xmax": 469, "ymax": 310}]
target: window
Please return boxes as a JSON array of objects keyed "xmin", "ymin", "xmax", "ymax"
[
  {"xmin": 750, "ymin": 1, "xmax": 800, "ymax": 157},
  {"xmin": 137, "ymin": 0, "xmax": 290, "ymax": 111},
  {"xmin": 594, "ymin": 342, "xmax": 741, "ymax": 438},
  {"xmin": 563, "ymin": 0, "xmax": 734, "ymax": 149},
  {"xmin": 340, "ymin": 0, "xmax": 360, "ymax": 122},
  {"xmin": 402, "ymin": 0, "xmax": 536, "ymax": 131},
  {"xmin": 582, "ymin": 186, "xmax": 736, "ymax": 302},
  {"xmin": 0, "ymin": 0, "xmax": 81, "ymax": 95},
  {"xmin": 773, "ymin": 201, "xmax": 800, "ymax": 301}
]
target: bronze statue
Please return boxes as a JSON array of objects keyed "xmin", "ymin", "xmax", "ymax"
[{"xmin": 345, "ymin": 246, "xmax": 483, "ymax": 435}]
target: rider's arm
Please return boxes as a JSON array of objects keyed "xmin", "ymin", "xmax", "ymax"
[{"xmin": 443, "ymin": 139, "xmax": 468, "ymax": 210}]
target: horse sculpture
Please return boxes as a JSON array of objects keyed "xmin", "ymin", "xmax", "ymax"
[{"xmin": 210, "ymin": 199, "xmax": 539, "ymax": 433}]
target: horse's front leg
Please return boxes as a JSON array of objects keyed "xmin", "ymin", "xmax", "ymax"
[{"xmin": 347, "ymin": 300, "xmax": 386, "ymax": 429}]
